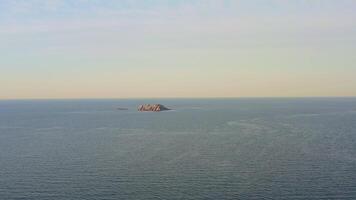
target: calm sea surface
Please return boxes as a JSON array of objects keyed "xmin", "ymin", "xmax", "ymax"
[{"xmin": 1, "ymin": 98, "xmax": 356, "ymax": 199}]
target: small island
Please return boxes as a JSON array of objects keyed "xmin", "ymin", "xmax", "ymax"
[
  {"xmin": 117, "ymin": 107, "xmax": 129, "ymax": 110},
  {"xmin": 138, "ymin": 104, "xmax": 170, "ymax": 112}
]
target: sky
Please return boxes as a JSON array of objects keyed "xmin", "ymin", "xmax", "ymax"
[{"xmin": 0, "ymin": 0, "xmax": 355, "ymax": 99}]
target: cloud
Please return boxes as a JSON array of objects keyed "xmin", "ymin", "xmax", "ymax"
[
  {"xmin": 0, "ymin": 0, "xmax": 355, "ymax": 52},
  {"xmin": 0, "ymin": 0, "xmax": 65, "ymax": 14}
]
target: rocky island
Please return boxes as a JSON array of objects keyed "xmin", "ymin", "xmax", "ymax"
[{"xmin": 138, "ymin": 104, "xmax": 170, "ymax": 112}]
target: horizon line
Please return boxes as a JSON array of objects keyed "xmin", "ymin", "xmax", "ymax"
[{"xmin": 1, "ymin": 96, "xmax": 356, "ymax": 101}]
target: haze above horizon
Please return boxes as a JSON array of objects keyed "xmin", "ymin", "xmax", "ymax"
[{"xmin": 1, "ymin": 0, "xmax": 356, "ymax": 99}]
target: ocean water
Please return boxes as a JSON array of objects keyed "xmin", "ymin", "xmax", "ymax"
[{"xmin": 0, "ymin": 98, "xmax": 356, "ymax": 200}]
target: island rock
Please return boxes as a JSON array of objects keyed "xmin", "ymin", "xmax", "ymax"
[{"xmin": 138, "ymin": 104, "xmax": 170, "ymax": 112}]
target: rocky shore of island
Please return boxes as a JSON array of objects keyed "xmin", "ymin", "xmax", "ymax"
[{"xmin": 138, "ymin": 104, "xmax": 170, "ymax": 112}]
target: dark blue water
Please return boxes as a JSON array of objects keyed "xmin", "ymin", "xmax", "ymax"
[{"xmin": 1, "ymin": 98, "xmax": 356, "ymax": 199}]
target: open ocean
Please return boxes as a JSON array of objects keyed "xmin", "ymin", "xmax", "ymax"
[{"xmin": 0, "ymin": 98, "xmax": 356, "ymax": 200}]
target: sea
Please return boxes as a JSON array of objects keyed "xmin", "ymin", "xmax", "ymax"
[{"xmin": 0, "ymin": 98, "xmax": 356, "ymax": 200}]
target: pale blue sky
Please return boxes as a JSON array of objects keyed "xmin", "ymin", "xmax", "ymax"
[{"xmin": 1, "ymin": 0, "xmax": 355, "ymax": 99}]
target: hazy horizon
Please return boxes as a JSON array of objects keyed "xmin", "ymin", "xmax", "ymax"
[
  {"xmin": 1, "ymin": 0, "xmax": 356, "ymax": 99},
  {"xmin": 1, "ymin": 96, "xmax": 356, "ymax": 102}
]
